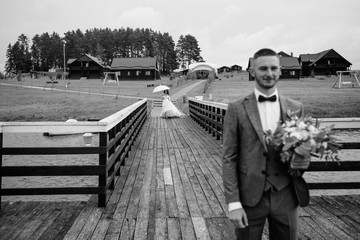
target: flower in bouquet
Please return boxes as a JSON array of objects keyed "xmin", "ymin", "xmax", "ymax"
[{"xmin": 265, "ymin": 110, "xmax": 341, "ymax": 176}]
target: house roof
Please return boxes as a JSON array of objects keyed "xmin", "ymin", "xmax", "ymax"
[
  {"xmin": 68, "ymin": 54, "xmax": 108, "ymax": 68},
  {"xmin": 231, "ymin": 64, "xmax": 242, "ymax": 68},
  {"xmin": 67, "ymin": 58, "xmax": 77, "ymax": 65},
  {"xmin": 299, "ymin": 49, "xmax": 351, "ymax": 66},
  {"xmin": 248, "ymin": 57, "xmax": 301, "ymax": 69},
  {"xmin": 84, "ymin": 54, "xmax": 107, "ymax": 67},
  {"xmin": 279, "ymin": 57, "xmax": 301, "ymax": 69},
  {"xmin": 278, "ymin": 51, "xmax": 291, "ymax": 57},
  {"xmin": 219, "ymin": 66, "xmax": 230, "ymax": 69},
  {"xmin": 111, "ymin": 57, "xmax": 158, "ymax": 70}
]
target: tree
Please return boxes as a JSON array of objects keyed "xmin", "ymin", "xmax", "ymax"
[
  {"xmin": 30, "ymin": 32, "xmax": 63, "ymax": 71},
  {"xmin": 154, "ymin": 32, "xmax": 177, "ymax": 74},
  {"xmin": 176, "ymin": 34, "xmax": 203, "ymax": 68},
  {"xmin": 5, "ymin": 34, "xmax": 32, "ymax": 74}
]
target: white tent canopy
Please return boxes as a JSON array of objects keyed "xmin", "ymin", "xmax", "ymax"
[{"xmin": 188, "ymin": 62, "xmax": 218, "ymax": 77}]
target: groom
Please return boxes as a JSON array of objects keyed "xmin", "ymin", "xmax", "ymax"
[{"xmin": 222, "ymin": 48, "xmax": 310, "ymax": 240}]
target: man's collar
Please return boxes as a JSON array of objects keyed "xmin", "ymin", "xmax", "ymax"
[{"xmin": 254, "ymin": 88, "xmax": 278, "ymax": 99}]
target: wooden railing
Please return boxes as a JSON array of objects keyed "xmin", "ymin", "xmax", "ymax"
[
  {"xmin": 0, "ymin": 99, "xmax": 148, "ymax": 207},
  {"xmin": 188, "ymin": 97, "xmax": 360, "ymax": 190},
  {"xmin": 188, "ymin": 98, "xmax": 227, "ymax": 140}
]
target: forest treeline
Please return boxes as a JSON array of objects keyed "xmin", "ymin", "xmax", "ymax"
[{"xmin": 5, "ymin": 27, "xmax": 203, "ymax": 75}]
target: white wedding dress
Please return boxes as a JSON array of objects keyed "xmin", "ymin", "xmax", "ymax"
[{"xmin": 160, "ymin": 94, "xmax": 183, "ymax": 118}]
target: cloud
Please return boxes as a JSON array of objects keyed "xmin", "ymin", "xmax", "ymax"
[{"xmin": 112, "ymin": 7, "xmax": 163, "ymax": 30}]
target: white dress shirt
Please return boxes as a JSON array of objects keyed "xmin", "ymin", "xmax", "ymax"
[
  {"xmin": 254, "ymin": 88, "xmax": 281, "ymax": 134},
  {"xmin": 228, "ymin": 88, "xmax": 281, "ymax": 212}
]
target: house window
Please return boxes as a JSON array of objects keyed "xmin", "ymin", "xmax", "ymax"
[
  {"xmin": 128, "ymin": 71, "xmax": 131, "ymax": 76},
  {"xmin": 86, "ymin": 62, "xmax": 89, "ymax": 68},
  {"xmin": 136, "ymin": 70, "xmax": 140, "ymax": 76},
  {"xmin": 290, "ymin": 71, "xmax": 295, "ymax": 76},
  {"xmin": 145, "ymin": 71, "xmax": 151, "ymax": 76}
]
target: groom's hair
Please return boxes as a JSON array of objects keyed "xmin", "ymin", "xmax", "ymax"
[{"xmin": 254, "ymin": 48, "xmax": 278, "ymax": 59}]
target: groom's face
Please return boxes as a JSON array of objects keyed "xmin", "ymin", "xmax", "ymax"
[{"xmin": 251, "ymin": 55, "xmax": 280, "ymax": 90}]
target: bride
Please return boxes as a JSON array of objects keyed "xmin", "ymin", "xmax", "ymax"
[{"xmin": 160, "ymin": 90, "xmax": 183, "ymax": 118}]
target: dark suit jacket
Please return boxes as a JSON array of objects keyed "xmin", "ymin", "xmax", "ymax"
[{"xmin": 222, "ymin": 92, "xmax": 308, "ymax": 207}]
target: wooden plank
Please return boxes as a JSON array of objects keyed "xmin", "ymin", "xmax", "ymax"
[
  {"xmin": 62, "ymin": 201, "xmax": 97, "ymax": 240},
  {"xmin": 180, "ymin": 148, "xmax": 225, "ymax": 217},
  {"xmin": 28, "ymin": 202, "xmax": 73, "ymax": 240},
  {"xmin": 148, "ymin": 149, "xmax": 158, "ymax": 240},
  {"xmin": 0, "ymin": 202, "xmax": 40, "ymax": 237},
  {"xmin": 170, "ymin": 148, "xmax": 202, "ymax": 218},
  {"xmin": 168, "ymin": 148, "xmax": 190, "ymax": 218},
  {"xmin": 106, "ymin": 147, "xmax": 143, "ymax": 238},
  {"xmin": 2, "ymin": 202, "xmax": 50, "ymax": 240},
  {"xmin": 155, "ymin": 148, "xmax": 167, "ymax": 219},
  {"xmin": 133, "ymin": 149, "xmax": 155, "ymax": 240},
  {"xmin": 0, "ymin": 202, "xmax": 29, "ymax": 228},
  {"xmin": 125, "ymin": 149, "xmax": 147, "ymax": 219},
  {"xmin": 175, "ymin": 148, "xmax": 214, "ymax": 218},
  {"xmin": 179, "ymin": 218, "xmax": 196, "ymax": 240},
  {"xmin": 298, "ymin": 217, "xmax": 326, "ymax": 240},
  {"xmin": 53, "ymin": 201, "xmax": 87, "ymax": 240},
  {"xmin": 165, "ymin": 149, "xmax": 179, "ymax": 218},
  {"xmin": 14, "ymin": 202, "xmax": 60, "ymax": 240},
  {"xmin": 37, "ymin": 201, "xmax": 81, "ymax": 240},
  {"xmin": 118, "ymin": 218, "xmax": 136, "ymax": 240},
  {"xmin": 167, "ymin": 218, "xmax": 181, "ymax": 240},
  {"xmin": 155, "ymin": 218, "xmax": 167, "ymax": 240},
  {"xmin": 192, "ymin": 217, "xmax": 211, "ymax": 239},
  {"xmin": 303, "ymin": 205, "xmax": 353, "ymax": 240},
  {"xmin": 3, "ymin": 165, "xmax": 103, "ymax": 176}
]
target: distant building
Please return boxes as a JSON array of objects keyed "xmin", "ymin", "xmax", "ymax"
[
  {"xmin": 247, "ymin": 52, "xmax": 301, "ymax": 80},
  {"xmin": 218, "ymin": 66, "xmax": 231, "ymax": 73},
  {"xmin": 299, "ymin": 49, "xmax": 352, "ymax": 77},
  {"xmin": 110, "ymin": 57, "xmax": 160, "ymax": 80},
  {"xmin": 231, "ymin": 64, "xmax": 242, "ymax": 72},
  {"xmin": 68, "ymin": 54, "xmax": 109, "ymax": 79}
]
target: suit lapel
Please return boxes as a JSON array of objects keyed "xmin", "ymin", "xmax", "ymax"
[
  {"xmin": 244, "ymin": 93, "xmax": 267, "ymax": 151},
  {"xmin": 279, "ymin": 96, "xmax": 289, "ymax": 123}
]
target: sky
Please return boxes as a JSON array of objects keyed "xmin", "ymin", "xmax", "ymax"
[{"xmin": 1, "ymin": 0, "xmax": 360, "ymax": 72}]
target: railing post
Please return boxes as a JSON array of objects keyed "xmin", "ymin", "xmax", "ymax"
[
  {"xmin": 0, "ymin": 132, "xmax": 2, "ymax": 208},
  {"xmin": 98, "ymin": 132, "xmax": 108, "ymax": 207}
]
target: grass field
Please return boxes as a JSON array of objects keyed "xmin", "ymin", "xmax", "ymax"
[
  {"xmin": 0, "ymin": 75, "xmax": 197, "ymax": 121},
  {"xmin": 184, "ymin": 72, "xmax": 360, "ymax": 118},
  {"xmin": 0, "ymin": 72, "xmax": 359, "ymax": 121}
]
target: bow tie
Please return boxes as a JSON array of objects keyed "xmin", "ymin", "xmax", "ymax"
[{"xmin": 258, "ymin": 95, "xmax": 277, "ymax": 102}]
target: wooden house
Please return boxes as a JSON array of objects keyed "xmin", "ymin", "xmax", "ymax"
[
  {"xmin": 218, "ymin": 66, "xmax": 231, "ymax": 73},
  {"xmin": 110, "ymin": 57, "xmax": 160, "ymax": 80},
  {"xmin": 68, "ymin": 54, "xmax": 109, "ymax": 79},
  {"xmin": 299, "ymin": 49, "xmax": 352, "ymax": 77},
  {"xmin": 247, "ymin": 55, "xmax": 301, "ymax": 80},
  {"xmin": 231, "ymin": 64, "xmax": 242, "ymax": 72}
]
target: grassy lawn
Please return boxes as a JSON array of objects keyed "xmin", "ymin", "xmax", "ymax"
[
  {"xmin": 0, "ymin": 75, "xmax": 197, "ymax": 121},
  {"xmin": 1, "ymin": 72, "xmax": 359, "ymax": 121},
  {"xmin": 183, "ymin": 72, "xmax": 360, "ymax": 118}
]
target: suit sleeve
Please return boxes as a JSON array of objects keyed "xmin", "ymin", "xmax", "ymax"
[{"xmin": 222, "ymin": 102, "xmax": 241, "ymax": 204}]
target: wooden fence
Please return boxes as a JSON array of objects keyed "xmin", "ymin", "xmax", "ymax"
[
  {"xmin": 0, "ymin": 99, "xmax": 147, "ymax": 208},
  {"xmin": 188, "ymin": 97, "xmax": 360, "ymax": 190}
]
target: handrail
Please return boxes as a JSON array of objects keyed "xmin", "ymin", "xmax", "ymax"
[
  {"xmin": 188, "ymin": 97, "xmax": 360, "ymax": 191},
  {"xmin": 0, "ymin": 98, "xmax": 148, "ymax": 208}
]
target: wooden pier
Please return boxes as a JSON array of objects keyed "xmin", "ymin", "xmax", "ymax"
[{"xmin": 1, "ymin": 116, "xmax": 360, "ymax": 240}]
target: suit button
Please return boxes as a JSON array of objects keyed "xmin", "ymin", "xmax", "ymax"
[
  {"xmin": 275, "ymin": 173, "xmax": 279, "ymax": 176},
  {"xmin": 263, "ymin": 152, "xmax": 267, "ymax": 157},
  {"xmin": 261, "ymin": 170, "xmax": 266, "ymax": 175}
]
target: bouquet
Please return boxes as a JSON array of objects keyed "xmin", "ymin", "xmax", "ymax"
[{"xmin": 265, "ymin": 110, "xmax": 341, "ymax": 176}]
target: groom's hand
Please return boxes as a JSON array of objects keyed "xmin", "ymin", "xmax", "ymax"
[{"xmin": 229, "ymin": 208, "xmax": 248, "ymax": 228}]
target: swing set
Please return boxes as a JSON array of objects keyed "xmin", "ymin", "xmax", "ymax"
[
  {"xmin": 332, "ymin": 70, "xmax": 360, "ymax": 88},
  {"xmin": 103, "ymin": 72, "xmax": 120, "ymax": 85}
]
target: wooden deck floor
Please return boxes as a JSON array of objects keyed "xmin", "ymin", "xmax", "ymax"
[{"xmin": 1, "ymin": 117, "xmax": 360, "ymax": 240}]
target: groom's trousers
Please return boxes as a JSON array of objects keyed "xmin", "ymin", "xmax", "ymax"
[{"xmin": 235, "ymin": 183, "xmax": 298, "ymax": 240}]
